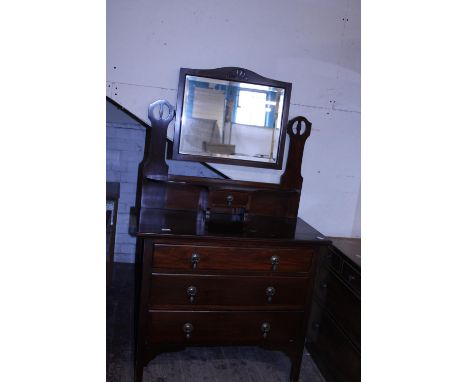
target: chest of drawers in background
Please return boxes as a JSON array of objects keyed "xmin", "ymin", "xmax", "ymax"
[
  {"xmin": 135, "ymin": 234, "xmax": 329, "ymax": 382},
  {"xmin": 306, "ymin": 237, "xmax": 361, "ymax": 382}
]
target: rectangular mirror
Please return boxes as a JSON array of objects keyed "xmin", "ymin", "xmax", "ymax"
[{"xmin": 173, "ymin": 67, "xmax": 291, "ymax": 169}]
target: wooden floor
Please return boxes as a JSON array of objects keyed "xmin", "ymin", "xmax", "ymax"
[{"xmin": 107, "ymin": 263, "xmax": 326, "ymax": 382}]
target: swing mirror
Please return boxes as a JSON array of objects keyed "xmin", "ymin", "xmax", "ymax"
[{"xmin": 173, "ymin": 67, "xmax": 292, "ymax": 169}]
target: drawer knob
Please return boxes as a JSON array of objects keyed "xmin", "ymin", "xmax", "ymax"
[
  {"xmin": 347, "ymin": 274, "xmax": 356, "ymax": 282},
  {"xmin": 226, "ymin": 194, "xmax": 234, "ymax": 206},
  {"xmin": 183, "ymin": 323, "xmax": 193, "ymax": 339},
  {"xmin": 261, "ymin": 322, "xmax": 271, "ymax": 339},
  {"xmin": 265, "ymin": 286, "xmax": 276, "ymax": 302},
  {"xmin": 320, "ymin": 281, "xmax": 328, "ymax": 289},
  {"xmin": 187, "ymin": 285, "xmax": 197, "ymax": 303},
  {"xmin": 270, "ymin": 255, "xmax": 280, "ymax": 271},
  {"xmin": 191, "ymin": 253, "xmax": 200, "ymax": 269}
]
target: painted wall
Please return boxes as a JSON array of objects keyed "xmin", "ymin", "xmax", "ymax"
[{"xmin": 107, "ymin": 0, "xmax": 360, "ymax": 238}]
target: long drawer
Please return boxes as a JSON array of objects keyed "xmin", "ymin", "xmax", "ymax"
[
  {"xmin": 152, "ymin": 244, "xmax": 315, "ymax": 274},
  {"xmin": 147, "ymin": 310, "xmax": 305, "ymax": 344},
  {"xmin": 148, "ymin": 274, "xmax": 310, "ymax": 309}
]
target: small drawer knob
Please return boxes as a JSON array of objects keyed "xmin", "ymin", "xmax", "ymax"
[
  {"xmin": 183, "ymin": 323, "xmax": 193, "ymax": 339},
  {"xmin": 226, "ymin": 194, "xmax": 234, "ymax": 206},
  {"xmin": 265, "ymin": 286, "xmax": 276, "ymax": 302},
  {"xmin": 270, "ymin": 255, "xmax": 280, "ymax": 271},
  {"xmin": 320, "ymin": 281, "xmax": 328, "ymax": 289},
  {"xmin": 261, "ymin": 322, "xmax": 271, "ymax": 339},
  {"xmin": 191, "ymin": 253, "xmax": 200, "ymax": 269},
  {"xmin": 187, "ymin": 285, "xmax": 197, "ymax": 303}
]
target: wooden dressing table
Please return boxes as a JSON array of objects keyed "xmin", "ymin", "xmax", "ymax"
[{"xmin": 133, "ymin": 67, "xmax": 330, "ymax": 382}]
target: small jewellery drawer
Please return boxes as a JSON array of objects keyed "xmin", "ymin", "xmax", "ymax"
[
  {"xmin": 148, "ymin": 274, "xmax": 310, "ymax": 309},
  {"xmin": 209, "ymin": 190, "xmax": 250, "ymax": 208},
  {"xmin": 147, "ymin": 311, "xmax": 304, "ymax": 344},
  {"xmin": 152, "ymin": 244, "xmax": 315, "ymax": 274}
]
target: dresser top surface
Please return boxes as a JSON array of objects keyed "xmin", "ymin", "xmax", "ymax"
[
  {"xmin": 330, "ymin": 237, "xmax": 361, "ymax": 267},
  {"xmin": 137, "ymin": 209, "xmax": 330, "ymax": 244}
]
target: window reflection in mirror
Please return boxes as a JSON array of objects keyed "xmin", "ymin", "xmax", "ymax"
[{"xmin": 179, "ymin": 75, "xmax": 285, "ymax": 163}]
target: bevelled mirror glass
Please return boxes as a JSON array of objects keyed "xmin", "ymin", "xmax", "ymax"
[{"xmin": 173, "ymin": 67, "xmax": 291, "ymax": 169}]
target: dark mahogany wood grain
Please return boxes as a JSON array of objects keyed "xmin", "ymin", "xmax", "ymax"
[
  {"xmin": 249, "ymin": 189, "xmax": 300, "ymax": 218},
  {"xmin": 135, "ymin": 236, "xmax": 328, "ymax": 382},
  {"xmin": 152, "ymin": 243, "xmax": 315, "ymax": 274},
  {"xmin": 148, "ymin": 274, "xmax": 309, "ymax": 309},
  {"xmin": 146, "ymin": 310, "xmax": 304, "ymax": 344}
]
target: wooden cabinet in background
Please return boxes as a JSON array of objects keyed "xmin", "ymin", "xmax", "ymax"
[{"xmin": 306, "ymin": 238, "xmax": 361, "ymax": 382}]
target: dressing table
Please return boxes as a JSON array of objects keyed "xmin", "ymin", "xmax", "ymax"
[{"xmin": 133, "ymin": 67, "xmax": 330, "ymax": 382}]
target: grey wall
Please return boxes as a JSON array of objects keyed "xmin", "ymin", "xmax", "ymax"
[
  {"xmin": 107, "ymin": 0, "xmax": 360, "ymax": 238},
  {"xmin": 106, "ymin": 114, "xmax": 145, "ymax": 263}
]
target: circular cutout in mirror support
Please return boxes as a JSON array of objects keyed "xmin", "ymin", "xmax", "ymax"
[
  {"xmin": 142, "ymin": 99, "xmax": 176, "ymax": 180},
  {"xmin": 280, "ymin": 116, "xmax": 312, "ymax": 190}
]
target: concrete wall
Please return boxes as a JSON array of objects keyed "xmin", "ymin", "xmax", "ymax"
[
  {"xmin": 106, "ymin": 118, "xmax": 145, "ymax": 263},
  {"xmin": 107, "ymin": 0, "xmax": 360, "ymax": 238}
]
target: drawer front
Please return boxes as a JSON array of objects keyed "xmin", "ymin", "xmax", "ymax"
[
  {"xmin": 307, "ymin": 302, "xmax": 361, "ymax": 382},
  {"xmin": 152, "ymin": 244, "xmax": 315, "ymax": 274},
  {"xmin": 149, "ymin": 274, "xmax": 310, "ymax": 309},
  {"xmin": 315, "ymin": 265, "xmax": 361, "ymax": 347},
  {"xmin": 341, "ymin": 262, "xmax": 361, "ymax": 293},
  {"xmin": 209, "ymin": 190, "xmax": 250, "ymax": 208},
  {"xmin": 147, "ymin": 311, "xmax": 304, "ymax": 344}
]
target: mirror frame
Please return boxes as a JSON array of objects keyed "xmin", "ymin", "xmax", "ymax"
[{"xmin": 172, "ymin": 67, "xmax": 292, "ymax": 170}]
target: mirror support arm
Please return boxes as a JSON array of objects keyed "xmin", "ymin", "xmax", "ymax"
[
  {"xmin": 280, "ymin": 116, "xmax": 312, "ymax": 190},
  {"xmin": 142, "ymin": 100, "xmax": 175, "ymax": 180}
]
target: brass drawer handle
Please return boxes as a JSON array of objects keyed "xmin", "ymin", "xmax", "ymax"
[
  {"xmin": 191, "ymin": 253, "xmax": 200, "ymax": 269},
  {"xmin": 265, "ymin": 286, "xmax": 276, "ymax": 302},
  {"xmin": 261, "ymin": 322, "xmax": 271, "ymax": 339},
  {"xmin": 187, "ymin": 285, "xmax": 197, "ymax": 303},
  {"xmin": 270, "ymin": 255, "xmax": 280, "ymax": 271},
  {"xmin": 183, "ymin": 323, "xmax": 193, "ymax": 339}
]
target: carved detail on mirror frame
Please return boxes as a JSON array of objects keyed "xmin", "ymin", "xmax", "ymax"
[{"xmin": 227, "ymin": 68, "xmax": 248, "ymax": 81}]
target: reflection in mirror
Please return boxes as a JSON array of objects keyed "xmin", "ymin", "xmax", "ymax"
[{"xmin": 179, "ymin": 75, "xmax": 285, "ymax": 164}]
